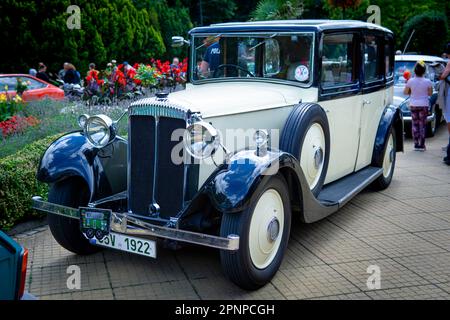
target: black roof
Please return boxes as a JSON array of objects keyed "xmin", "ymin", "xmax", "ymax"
[{"xmin": 190, "ymin": 19, "xmax": 392, "ymax": 35}]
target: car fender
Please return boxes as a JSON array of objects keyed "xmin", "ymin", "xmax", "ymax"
[
  {"xmin": 372, "ymin": 104, "xmax": 404, "ymax": 167},
  {"xmin": 36, "ymin": 132, "xmax": 127, "ymax": 201},
  {"xmin": 197, "ymin": 149, "xmax": 337, "ymax": 222}
]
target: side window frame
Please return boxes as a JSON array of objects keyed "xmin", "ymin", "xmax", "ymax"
[
  {"xmin": 318, "ymin": 31, "xmax": 361, "ymax": 101},
  {"xmin": 384, "ymin": 34, "xmax": 395, "ymax": 84},
  {"xmin": 361, "ymin": 30, "xmax": 385, "ymax": 92}
]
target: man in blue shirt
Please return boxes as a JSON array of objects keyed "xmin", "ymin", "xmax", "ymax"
[{"xmin": 200, "ymin": 37, "xmax": 221, "ymax": 77}]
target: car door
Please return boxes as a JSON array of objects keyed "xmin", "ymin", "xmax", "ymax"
[
  {"xmin": 21, "ymin": 76, "xmax": 50, "ymax": 101},
  {"xmin": 318, "ymin": 32, "xmax": 363, "ymax": 184},
  {"xmin": 354, "ymin": 32, "xmax": 391, "ymax": 171}
]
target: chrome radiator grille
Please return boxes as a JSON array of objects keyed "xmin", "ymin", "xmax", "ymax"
[{"xmin": 128, "ymin": 100, "xmax": 190, "ymax": 218}]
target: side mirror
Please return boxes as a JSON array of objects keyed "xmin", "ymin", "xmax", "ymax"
[{"xmin": 172, "ymin": 36, "xmax": 190, "ymax": 48}]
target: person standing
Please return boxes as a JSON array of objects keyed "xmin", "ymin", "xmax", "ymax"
[
  {"xmin": 404, "ymin": 60, "xmax": 433, "ymax": 151},
  {"xmin": 63, "ymin": 63, "xmax": 80, "ymax": 84},
  {"xmin": 36, "ymin": 63, "xmax": 51, "ymax": 83},
  {"xmin": 438, "ymin": 44, "xmax": 450, "ymax": 165}
]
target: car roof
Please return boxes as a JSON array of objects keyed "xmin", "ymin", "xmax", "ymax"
[
  {"xmin": 395, "ymin": 55, "xmax": 446, "ymax": 63},
  {"xmin": 190, "ymin": 19, "xmax": 392, "ymax": 34}
]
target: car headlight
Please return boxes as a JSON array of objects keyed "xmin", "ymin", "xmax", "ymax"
[
  {"xmin": 84, "ymin": 115, "xmax": 115, "ymax": 148},
  {"xmin": 184, "ymin": 121, "xmax": 220, "ymax": 159},
  {"xmin": 78, "ymin": 114, "xmax": 89, "ymax": 128}
]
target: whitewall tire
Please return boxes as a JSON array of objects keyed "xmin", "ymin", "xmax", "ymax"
[{"xmin": 372, "ymin": 129, "xmax": 396, "ymax": 190}]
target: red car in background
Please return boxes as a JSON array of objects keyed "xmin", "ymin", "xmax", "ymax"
[{"xmin": 0, "ymin": 74, "xmax": 64, "ymax": 101}]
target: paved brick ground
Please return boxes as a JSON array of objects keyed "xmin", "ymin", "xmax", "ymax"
[{"xmin": 14, "ymin": 127, "xmax": 450, "ymax": 300}]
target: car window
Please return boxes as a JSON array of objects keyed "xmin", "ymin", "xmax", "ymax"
[
  {"xmin": 192, "ymin": 33, "xmax": 314, "ymax": 85},
  {"xmin": 26, "ymin": 77, "xmax": 47, "ymax": 90},
  {"xmin": 322, "ymin": 33, "xmax": 357, "ymax": 87},
  {"xmin": 363, "ymin": 35, "xmax": 383, "ymax": 82},
  {"xmin": 385, "ymin": 37, "xmax": 394, "ymax": 79},
  {"xmin": 0, "ymin": 77, "xmax": 18, "ymax": 90}
]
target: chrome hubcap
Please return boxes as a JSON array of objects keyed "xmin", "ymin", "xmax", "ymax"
[
  {"xmin": 267, "ymin": 217, "xmax": 280, "ymax": 242},
  {"xmin": 313, "ymin": 146, "xmax": 324, "ymax": 170}
]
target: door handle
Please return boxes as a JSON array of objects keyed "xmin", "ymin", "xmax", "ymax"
[{"xmin": 363, "ymin": 100, "xmax": 372, "ymax": 105}]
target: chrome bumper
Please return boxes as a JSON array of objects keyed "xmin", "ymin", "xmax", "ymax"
[
  {"xmin": 402, "ymin": 115, "xmax": 434, "ymax": 123},
  {"xmin": 31, "ymin": 196, "xmax": 239, "ymax": 251}
]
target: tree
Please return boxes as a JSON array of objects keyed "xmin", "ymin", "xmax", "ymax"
[
  {"xmin": 402, "ymin": 11, "xmax": 448, "ymax": 55},
  {"xmin": 251, "ymin": 0, "xmax": 305, "ymax": 21},
  {"xmin": 0, "ymin": 0, "xmax": 181, "ymax": 74}
]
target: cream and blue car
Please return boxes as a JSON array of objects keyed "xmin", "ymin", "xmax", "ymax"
[{"xmin": 32, "ymin": 20, "xmax": 402, "ymax": 290}]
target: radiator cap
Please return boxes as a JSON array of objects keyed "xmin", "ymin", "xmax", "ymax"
[{"xmin": 155, "ymin": 91, "xmax": 169, "ymax": 99}]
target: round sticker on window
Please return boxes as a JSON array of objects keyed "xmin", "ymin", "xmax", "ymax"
[{"xmin": 294, "ymin": 65, "xmax": 309, "ymax": 82}]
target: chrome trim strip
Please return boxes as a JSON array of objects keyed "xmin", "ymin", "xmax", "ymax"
[
  {"xmin": 152, "ymin": 116, "xmax": 159, "ymax": 211},
  {"xmin": 31, "ymin": 196, "xmax": 239, "ymax": 251}
]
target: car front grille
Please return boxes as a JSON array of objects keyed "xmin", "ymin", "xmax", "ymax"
[{"xmin": 128, "ymin": 100, "xmax": 191, "ymax": 218}]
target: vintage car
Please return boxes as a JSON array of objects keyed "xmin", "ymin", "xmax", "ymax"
[
  {"xmin": 394, "ymin": 55, "xmax": 447, "ymax": 137},
  {"xmin": 32, "ymin": 20, "xmax": 403, "ymax": 290}
]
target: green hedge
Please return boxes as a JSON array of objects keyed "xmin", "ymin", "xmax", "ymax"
[{"xmin": 0, "ymin": 134, "xmax": 61, "ymax": 230}]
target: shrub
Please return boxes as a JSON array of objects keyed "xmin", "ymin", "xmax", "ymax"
[
  {"xmin": 402, "ymin": 11, "xmax": 449, "ymax": 56},
  {"xmin": 0, "ymin": 134, "xmax": 62, "ymax": 230}
]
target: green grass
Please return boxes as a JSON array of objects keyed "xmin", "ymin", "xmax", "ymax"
[{"xmin": 0, "ymin": 98, "xmax": 129, "ymax": 158}]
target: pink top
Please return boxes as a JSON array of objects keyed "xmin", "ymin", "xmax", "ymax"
[{"xmin": 405, "ymin": 76, "xmax": 432, "ymax": 107}]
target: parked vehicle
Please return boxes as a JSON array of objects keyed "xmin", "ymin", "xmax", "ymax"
[
  {"xmin": 0, "ymin": 230, "xmax": 31, "ymax": 300},
  {"xmin": 32, "ymin": 20, "xmax": 402, "ymax": 290},
  {"xmin": 394, "ymin": 55, "xmax": 447, "ymax": 137},
  {"xmin": 0, "ymin": 74, "xmax": 64, "ymax": 101}
]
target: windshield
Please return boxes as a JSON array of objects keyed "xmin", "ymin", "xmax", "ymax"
[
  {"xmin": 191, "ymin": 33, "xmax": 314, "ymax": 85},
  {"xmin": 394, "ymin": 60, "xmax": 442, "ymax": 85}
]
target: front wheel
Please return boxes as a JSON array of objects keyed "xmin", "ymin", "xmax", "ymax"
[
  {"xmin": 371, "ymin": 129, "xmax": 396, "ymax": 190},
  {"xmin": 48, "ymin": 178, "xmax": 101, "ymax": 255},
  {"xmin": 220, "ymin": 174, "xmax": 291, "ymax": 290}
]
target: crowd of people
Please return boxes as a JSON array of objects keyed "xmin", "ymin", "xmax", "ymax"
[{"xmin": 27, "ymin": 56, "xmax": 187, "ymax": 101}]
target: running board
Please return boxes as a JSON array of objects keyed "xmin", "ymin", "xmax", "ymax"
[{"xmin": 317, "ymin": 166, "xmax": 383, "ymax": 208}]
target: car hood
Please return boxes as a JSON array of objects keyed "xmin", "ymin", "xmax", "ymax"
[{"xmin": 168, "ymin": 82, "xmax": 317, "ymax": 118}]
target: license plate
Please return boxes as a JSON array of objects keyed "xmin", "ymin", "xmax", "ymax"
[
  {"xmin": 79, "ymin": 207, "xmax": 111, "ymax": 240},
  {"xmin": 91, "ymin": 232, "xmax": 157, "ymax": 258}
]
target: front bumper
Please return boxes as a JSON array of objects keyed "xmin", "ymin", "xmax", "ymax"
[{"xmin": 31, "ymin": 196, "xmax": 239, "ymax": 251}]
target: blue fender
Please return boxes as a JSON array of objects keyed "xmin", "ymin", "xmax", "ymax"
[
  {"xmin": 37, "ymin": 132, "xmax": 127, "ymax": 201},
  {"xmin": 196, "ymin": 149, "xmax": 337, "ymax": 222},
  {"xmin": 372, "ymin": 105, "xmax": 404, "ymax": 167}
]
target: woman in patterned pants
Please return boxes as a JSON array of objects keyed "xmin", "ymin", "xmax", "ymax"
[{"xmin": 404, "ymin": 61, "xmax": 433, "ymax": 151}]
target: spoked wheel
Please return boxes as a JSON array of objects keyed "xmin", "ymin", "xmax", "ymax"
[
  {"xmin": 372, "ymin": 128, "xmax": 396, "ymax": 190},
  {"xmin": 220, "ymin": 174, "xmax": 291, "ymax": 290}
]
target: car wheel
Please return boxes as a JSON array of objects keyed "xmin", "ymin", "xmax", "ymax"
[
  {"xmin": 426, "ymin": 113, "xmax": 436, "ymax": 137},
  {"xmin": 48, "ymin": 178, "xmax": 102, "ymax": 255},
  {"xmin": 371, "ymin": 129, "xmax": 396, "ymax": 190},
  {"xmin": 220, "ymin": 174, "xmax": 291, "ymax": 290},
  {"xmin": 280, "ymin": 103, "xmax": 330, "ymax": 197}
]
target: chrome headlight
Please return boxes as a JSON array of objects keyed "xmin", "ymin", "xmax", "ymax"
[
  {"xmin": 78, "ymin": 114, "xmax": 89, "ymax": 128},
  {"xmin": 184, "ymin": 121, "xmax": 220, "ymax": 159},
  {"xmin": 84, "ymin": 115, "xmax": 115, "ymax": 148}
]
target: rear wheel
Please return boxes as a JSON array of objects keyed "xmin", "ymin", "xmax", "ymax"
[
  {"xmin": 48, "ymin": 178, "xmax": 101, "ymax": 255},
  {"xmin": 371, "ymin": 129, "xmax": 396, "ymax": 190},
  {"xmin": 220, "ymin": 174, "xmax": 291, "ymax": 290}
]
